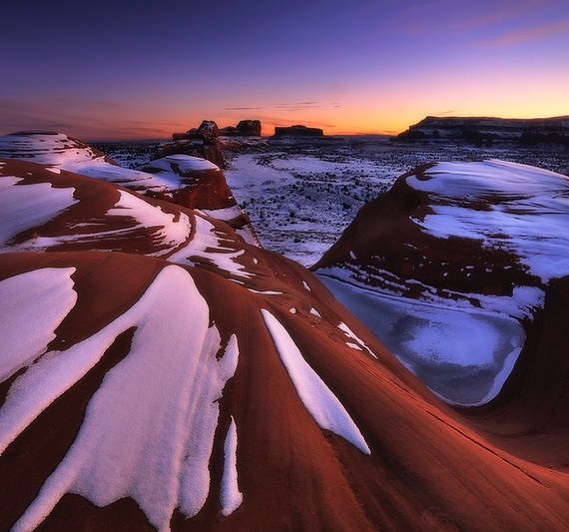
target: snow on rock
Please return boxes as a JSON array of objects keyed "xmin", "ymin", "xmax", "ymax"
[
  {"xmin": 316, "ymin": 159, "xmax": 569, "ymax": 406},
  {"xmin": 168, "ymin": 215, "xmax": 252, "ymax": 280},
  {"xmin": 0, "ymin": 132, "xmax": 106, "ymax": 166},
  {"xmin": 337, "ymin": 322, "xmax": 376, "ymax": 359},
  {"xmin": 4, "ymin": 266, "xmax": 239, "ymax": 530},
  {"xmin": 106, "ymin": 190, "xmax": 192, "ymax": 255},
  {"xmin": 407, "ymin": 160, "xmax": 569, "ymax": 282},
  {"xmin": 220, "ymin": 416, "xmax": 243, "ymax": 516},
  {"xmin": 144, "ymin": 154, "xmax": 220, "ymax": 173},
  {"xmin": 0, "ymin": 177, "xmax": 77, "ymax": 245},
  {"xmin": 0, "ymin": 268, "xmax": 77, "ymax": 382},
  {"xmin": 201, "ymin": 205, "xmax": 243, "ymax": 223},
  {"xmin": 261, "ymin": 309, "xmax": 370, "ymax": 455},
  {"xmin": 309, "ymin": 308, "xmax": 322, "ymax": 318},
  {"xmin": 0, "ymin": 133, "xmax": 258, "ymax": 246}
]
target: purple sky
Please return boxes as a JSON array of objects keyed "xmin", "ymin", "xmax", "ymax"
[{"xmin": 1, "ymin": 0, "xmax": 568, "ymax": 139}]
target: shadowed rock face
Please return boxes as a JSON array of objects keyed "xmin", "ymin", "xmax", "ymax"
[
  {"xmin": 154, "ymin": 138, "xmax": 226, "ymax": 169},
  {"xmin": 165, "ymin": 120, "xmax": 262, "ymax": 165},
  {"xmin": 2, "ymin": 155, "xmax": 569, "ymax": 530},
  {"xmin": 274, "ymin": 125, "xmax": 324, "ymax": 137}
]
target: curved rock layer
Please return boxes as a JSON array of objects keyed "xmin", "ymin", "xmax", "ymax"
[
  {"xmin": 314, "ymin": 159, "xmax": 569, "ymax": 416},
  {"xmin": 0, "ymin": 132, "xmax": 258, "ymax": 245},
  {"xmin": 1, "ymin": 158, "xmax": 569, "ymax": 529}
]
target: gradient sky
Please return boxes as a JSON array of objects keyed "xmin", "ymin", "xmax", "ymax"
[{"xmin": 1, "ymin": 0, "xmax": 568, "ymax": 140}]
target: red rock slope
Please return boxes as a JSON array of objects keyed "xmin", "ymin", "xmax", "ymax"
[
  {"xmin": 0, "ymin": 131, "xmax": 258, "ymax": 245},
  {"xmin": 1, "ymin": 157, "xmax": 569, "ymax": 530}
]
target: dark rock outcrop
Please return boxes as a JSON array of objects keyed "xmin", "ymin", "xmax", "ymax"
[
  {"xmin": 394, "ymin": 115, "xmax": 569, "ymax": 147},
  {"xmin": 219, "ymin": 119, "xmax": 261, "ymax": 137},
  {"xmin": 195, "ymin": 120, "xmax": 219, "ymax": 142},
  {"xmin": 155, "ymin": 120, "xmax": 225, "ymax": 168},
  {"xmin": 274, "ymin": 125, "xmax": 324, "ymax": 137}
]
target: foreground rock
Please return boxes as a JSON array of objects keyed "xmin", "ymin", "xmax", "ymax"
[
  {"xmin": 2, "ymin": 156, "xmax": 569, "ymax": 529},
  {"xmin": 395, "ymin": 115, "xmax": 569, "ymax": 147},
  {"xmin": 0, "ymin": 131, "xmax": 258, "ymax": 245}
]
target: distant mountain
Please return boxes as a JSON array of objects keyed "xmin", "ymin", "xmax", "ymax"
[{"xmin": 394, "ymin": 115, "xmax": 569, "ymax": 146}]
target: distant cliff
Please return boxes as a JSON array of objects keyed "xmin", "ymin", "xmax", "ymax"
[
  {"xmin": 394, "ymin": 116, "xmax": 569, "ymax": 147},
  {"xmin": 274, "ymin": 125, "xmax": 324, "ymax": 137}
]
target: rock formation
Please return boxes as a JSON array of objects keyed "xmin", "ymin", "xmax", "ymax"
[
  {"xmin": 155, "ymin": 120, "xmax": 226, "ymax": 169},
  {"xmin": 220, "ymin": 120, "xmax": 261, "ymax": 137},
  {"xmin": 314, "ymin": 160, "xmax": 569, "ymax": 404},
  {"xmin": 2, "ymin": 146, "xmax": 569, "ymax": 529},
  {"xmin": 274, "ymin": 124, "xmax": 324, "ymax": 137},
  {"xmin": 394, "ymin": 115, "xmax": 569, "ymax": 146},
  {"xmin": 0, "ymin": 131, "xmax": 258, "ymax": 244}
]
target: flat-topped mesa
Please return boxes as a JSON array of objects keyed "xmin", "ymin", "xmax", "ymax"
[
  {"xmin": 274, "ymin": 124, "xmax": 324, "ymax": 137},
  {"xmin": 394, "ymin": 115, "xmax": 569, "ymax": 146}
]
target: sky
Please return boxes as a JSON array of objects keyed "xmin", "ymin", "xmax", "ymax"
[{"xmin": 1, "ymin": 0, "xmax": 568, "ymax": 140}]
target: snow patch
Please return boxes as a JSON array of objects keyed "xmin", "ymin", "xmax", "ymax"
[
  {"xmin": 0, "ymin": 268, "xmax": 77, "ymax": 382},
  {"xmin": 147, "ymin": 154, "xmax": 219, "ymax": 173},
  {"xmin": 337, "ymin": 322, "xmax": 376, "ymax": 359},
  {"xmin": 6, "ymin": 266, "xmax": 239, "ymax": 530},
  {"xmin": 168, "ymin": 215, "xmax": 252, "ymax": 279},
  {"xmin": 107, "ymin": 190, "xmax": 192, "ymax": 255},
  {"xmin": 261, "ymin": 309, "xmax": 370, "ymax": 454},
  {"xmin": 309, "ymin": 308, "xmax": 322, "ymax": 318},
  {"xmin": 220, "ymin": 416, "xmax": 243, "ymax": 516},
  {"xmin": 0, "ymin": 177, "xmax": 77, "ymax": 245},
  {"xmin": 408, "ymin": 160, "xmax": 569, "ymax": 282}
]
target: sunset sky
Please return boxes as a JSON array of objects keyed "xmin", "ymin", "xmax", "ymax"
[{"xmin": 2, "ymin": 0, "xmax": 568, "ymax": 140}]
